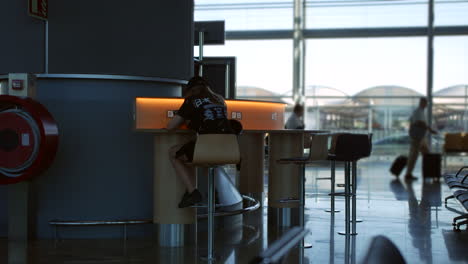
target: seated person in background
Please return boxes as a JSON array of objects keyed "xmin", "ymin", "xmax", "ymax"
[
  {"xmin": 167, "ymin": 76, "xmax": 233, "ymax": 208},
  {"xmin": 285, "ymin": 103, "xmax": 305, "ymax": 129}
]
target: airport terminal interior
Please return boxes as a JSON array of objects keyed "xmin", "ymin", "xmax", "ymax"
[{"xmin": 1, "ymin": 0, "xmax": 468, "ymax": 263}]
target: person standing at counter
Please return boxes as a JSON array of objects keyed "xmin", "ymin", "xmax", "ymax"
[
  {"xmin": 285, "ymin": 103, "xmax": 305, "ymax": 129},
  {"xmin": 166, "ymin": 76, "xmax": 233, "ymax": 208}
]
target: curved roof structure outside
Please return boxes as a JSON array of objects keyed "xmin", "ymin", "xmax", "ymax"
[
  {"xmin": 237, "ymin": 84, "xmax": 468, "ymax": 112},
  {"xmin": 281, "ymin": 85, "xmax": 350, "ymax": 106},
  {"xmin": 237, "ymin": 86, "xmax": 285, "ymax": 102},
  {"xmin": 354, "ymin": 85, "xmax": 423, "ymax": 107},
  {"xmin": 305, "ymin": 85, "xmax": 350, "ymax": 106},
  {"xmin": 434, "ymin": 85, "xmax": 468, "ymax": 96},
  {"xmin": 433, "ymin": 85, "xmax": 468, "ymax": 110}
]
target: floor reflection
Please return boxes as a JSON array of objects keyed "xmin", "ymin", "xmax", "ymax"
[
  {"xmin": 8, "ymin": 241, "xmax": 27, "ymax": 264},
  {"xmin": 329, "ymin": 212, "xmax": 336, "ymax": 264},
  {"xmin": 2, "ymin": 161, "xmax": 468, "ymax": 264},
  {"xmin": 389, "ymin": 179, "xmax": 442, "ymax": 264}
]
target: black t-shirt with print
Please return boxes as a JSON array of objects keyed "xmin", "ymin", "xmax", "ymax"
[{"xmin": 177, "ymin": 93, "xmax": 232, "ymax": 134}]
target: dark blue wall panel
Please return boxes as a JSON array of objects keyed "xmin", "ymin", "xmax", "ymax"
[
  {"xmin": 31, "ymin": 79, "xmax": 180, "ymax": 238},
  {"xmin": 0, "ymin": 0, "xmax": 45, "ymax": 74},
  {"xmin": 0, "ymin": 0, "xmax": 192, "ymax": 238},
  {"xmin": 0, "ymin": 78, "xmax": 181, "ymax": 238},
  {"xmin": 48, "ymin": 0, "xmax": 194, "ymax": 79}
]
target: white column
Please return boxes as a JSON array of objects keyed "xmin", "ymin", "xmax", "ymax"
[
  {"xmin": 426, "ymin": 0, "xmax": 435, "ymax": 148},
  {"xmin": 293, "ymin": 0, "xmax": 306, "ymax": 105}
]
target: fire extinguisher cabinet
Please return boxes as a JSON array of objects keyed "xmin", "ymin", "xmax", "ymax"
[{"xmin": 0, "ymin": 95, "xmax": 59, "ymax": 185}]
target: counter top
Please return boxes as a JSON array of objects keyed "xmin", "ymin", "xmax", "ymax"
[{"xmin": 136, "ymin": 129, "xmax": 330, "ymax": 134}]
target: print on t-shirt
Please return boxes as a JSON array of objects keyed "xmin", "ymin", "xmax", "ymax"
[
  {"xmin": 177, "ymin": 95, "xmax": 231, "ymax": 134},
  {"xmin": 203, "ymin": 103, "xmax": 227, "ymax": 121}
]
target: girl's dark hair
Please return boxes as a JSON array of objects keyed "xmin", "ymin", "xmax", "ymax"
[
  {"xmin": 186, "ymin": 76, "xmax": 210, "ymax": 91},
  {"xmin": 184, "ymin": 76, "xmax": 223, "ymax": 103}
]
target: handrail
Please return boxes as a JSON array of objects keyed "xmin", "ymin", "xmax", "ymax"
[
  {"xmin": 49, "ymin": 219, "xmax": 151, "ymax": 226},
  {"xmin": 276, "ymin": 197, "xmax": 300, "ymax": 203},
  {"xmin": 48, "ymin": 195, "xmax": 259, "ymax": 227},
  {"xmin": 197, "ymin": 194, "xmax": 260, "ymax": 219}
]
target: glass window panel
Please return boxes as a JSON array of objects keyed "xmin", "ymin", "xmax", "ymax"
[
  {"xmin": 305, "ymin": 37, "xmax": 425, "ymax": 155},
  {"xmin": 435, "ymin": 0, "xmax": 468, "ymax": 26},
  {"xmin": 433, "ymin": 36, "xmax": 468, "ymax": 133},
  {"xmin": 434, "ymin": 36, "xmax": 468, "ymax": 93},
  {"xmin": 306, "ymin": 0, "xmax": 428, "ymax": 29},
  {"xmin": 195, "ymin": 0, "xmax": 293, "ymax": 30},
  {"xmin": 306, "ymin": 37, "xmax": 427, "ymax": 95},
  {"xmin": 196, "ymin": 1, "xmax": 468, "ymax": 30},
  {"xmin": 196, "ymin": 40, "xmax": 293, "ymax": 97}
]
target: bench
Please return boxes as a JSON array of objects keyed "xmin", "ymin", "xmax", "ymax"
[
  {"xmin": 444, "ymin": 166, "xmax": 468, "ymax": 204},
  {"xmin": 452, "ymin": 190, "xmax": 468, "ymax": 231},
  {"xmin": 442, "ymin": 164, "xmax": 468, "ymax": 231}
]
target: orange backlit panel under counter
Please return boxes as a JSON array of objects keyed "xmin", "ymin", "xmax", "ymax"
[
  {"xmin": 135, "ymin": 97, "xmax": 285, "ymax": 130},
  {"xmin": 225, "ymin": 100, "xmax": 285, "ymax": 130}
]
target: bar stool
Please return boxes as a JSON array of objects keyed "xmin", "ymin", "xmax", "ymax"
[
  {"xmin": 328, "ymin": 133, "xmax": 372, "ymax": 236},
  {"xmin": 276, "ymin": 133, "xmax": 330, "ymax": 249},
  {"xmin": 191, "ymin": 133, "xmax": 241, "ymax": 262}
]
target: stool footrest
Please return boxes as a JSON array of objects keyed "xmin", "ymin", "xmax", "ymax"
[
  {"xmin": 190, "ymin": 203, "xmax": 227, "ymax": 208},
  {"xmin": 277, "ymin": 197, "xmax": 300, "ymax": 203},
  {"xmin": 329, "ymin": 192, "xmax": 346, "ymax": 196}
]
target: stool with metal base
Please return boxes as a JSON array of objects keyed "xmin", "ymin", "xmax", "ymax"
[
  {"xmin": 325, "ymin": 160, "xmax": 341, "ymax": 213},
  {"xmin": 328, "ymin": 133, "xmax": 372, "ymax": 236},
  {"xmin": 276, "ymin": 133, "xmax": 330, "ymax": 249},
  {"xmin": 191, "ymin": 134, "xmax": 241, "ymax": 262}
]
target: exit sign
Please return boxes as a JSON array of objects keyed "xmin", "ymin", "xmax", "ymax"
[{"xmin": 28, "ymin": 0, "xmax": 48, "ymax": 20}]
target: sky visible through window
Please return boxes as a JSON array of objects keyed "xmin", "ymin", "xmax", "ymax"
[{"xmin": 195, "ymin": 0, "xmax": 468, "ymax": 96}]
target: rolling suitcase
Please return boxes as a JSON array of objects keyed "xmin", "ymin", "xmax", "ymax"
[
  {"xmin": 390, "ymin": 155, "xmax": 407, "ymax": 177},
  {"xmin": 423, "ymin": 153, "xmax": 441, "ymax": 179}
]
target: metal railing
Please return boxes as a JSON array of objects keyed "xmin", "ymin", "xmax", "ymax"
[{"xmin": 49, "ymin": 194, "xmax": 260, "ymax": 241}]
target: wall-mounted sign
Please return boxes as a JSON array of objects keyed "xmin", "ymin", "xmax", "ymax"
[
  {"xmin": 11, "ymin": 80, "xmax": 24, "ymax": 91},
  {"xmin": 28, "ymin": 0, "xmax": 48, "ymax": 21}
]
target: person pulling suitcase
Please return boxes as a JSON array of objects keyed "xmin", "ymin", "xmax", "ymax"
[
  {"xmin": 390, "ymin": 155, "xmax": 408, "ymax": 177},
  {"xmin": 404, "ymin": 98, "xmax": 437, "ymax": 181}
]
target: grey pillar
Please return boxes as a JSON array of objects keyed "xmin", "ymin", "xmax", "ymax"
[
  {"xmin": 427, "ymin": 0, "xmax": 435, "ymax": 148},
  {"xmin": 464, "ymin": 86, "xmax": 468, "ymax": 131},
  {"xmin": 368, "ymin": 106, "xmax": 373, "ymax": 134},
  {"xmin": 293, "ymin": 0, "xmax": 306, "ymax": 105},
  {"xmin": 8, "ymin": 182, "xmax": 31, "ymax": 241}
]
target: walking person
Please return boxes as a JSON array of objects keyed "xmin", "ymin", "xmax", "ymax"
[{"xmin": 404, "ymin": 97, "xmax": 437, "ymax": 181}]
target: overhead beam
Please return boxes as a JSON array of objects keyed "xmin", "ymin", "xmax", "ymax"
[{"xmin": 226, "ymin": 26, "xmax": 468, "ymax": 40}]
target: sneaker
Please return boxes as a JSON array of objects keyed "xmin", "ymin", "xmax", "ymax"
[
  {"xmin": 182, "ymin": 190, "xmax": 189, "ymax": 200},
  {"xmin": 404, "ymin": 175, "xmax": 418, "ymax": 181},
  {"xmin": 178, "ymin": 189, "xmax": 203, "ymax": 208}
]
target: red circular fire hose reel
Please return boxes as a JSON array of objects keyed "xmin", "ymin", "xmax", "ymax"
[{"xmin": 0, "ymin": 95, "xmax": 59, "ymax": 185}]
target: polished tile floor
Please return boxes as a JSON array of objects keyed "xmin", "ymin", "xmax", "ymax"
[{"xmin": 2, "ymin": 158, "xmax": 468, "ymax": 263}]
